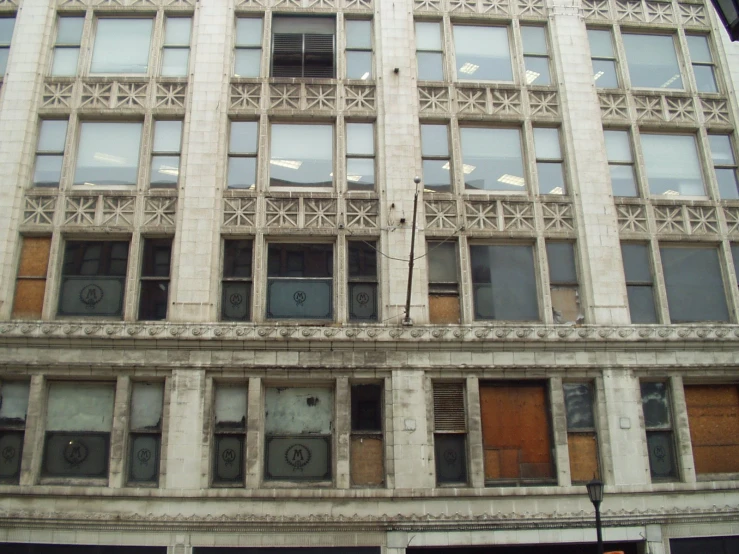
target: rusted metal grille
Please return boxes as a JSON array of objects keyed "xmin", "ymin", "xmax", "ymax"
[{"xmin": 433, "ymin": 382, "xmax": 466, "ymax": 431}]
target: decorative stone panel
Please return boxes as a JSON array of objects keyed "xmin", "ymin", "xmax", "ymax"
[
  {"xmin": 101, "ymin": 196, "xmax": 136, "ymax": 226},
  {"xmin": 615, "ymin": 0, "xmax": 646, "ymax": 21},
  {"xmin": 223, "ymin": 197, "xmax": 257, "ymax": 227},
  {"xmin": 665, "ymin": 96, "xmax": 696, "ymax": 123},
  {"xmin": 304, "ymin": 199, "xmax": 338, "ymax": 228},
  {"xmin": 528, "ymin": 91, "xmax": 559, "ymax": 117},
  {"xmin": 230, "ymin": 83, "xmax": 262, "ymax": 110},
  {"xmin": 143, "ymin": 197, "xmax": 177, "ymax": 226},
  {"xmin": 501, "ymin": 201, "xmax": 535, "ymax": 231},
  {"xmin": 598, "ymin": 93, "xmax": 629, "ymax": 120},
  {"xmin": 345, "ymin": 199, "xmax": 379, "ymax": 229},
  {"xmin": 651, "ymin": 204, "xmax": 719, "ymax": 236},
  {"xmin": 265, "ymin": 198, "xmax": 300, "ymax": 228},
  {"xmin": 685, "ymin": 206, "xmax": 718, "ymax": 235},
  {"xmin": 645, "ymin": 1, "xmax": 675, "ymax": 23},
  {"xmin": 724, "ymin": 207, "xmax": 739, "ymax": 235},
  {"xmin": 653, "ymin": 204, "xmax": 685, "ymax": 234},
  {"xmin": 413, "ymin": 0, "xmax": 444, "ymax": 11},
  {"xmin": 541, "ymin": 202, "xmax": 574, "ymax": 232},
  {"xmin": 582, "ymin": 0, "xmax": 610, "ymax": 19},
  {"xmin": 616, "ymin": 204, "xmax": 648, "ymax": 233},
  {"xmin": 515, "ymin": 0, "xmax": 546, "ymax": 16},
  {"xmin": 64, "ymin": 195, "xmax": 136, "ymax": 227},
  {"xmin": 491, "ymin": 89, "xmax": 522, "ymax": 116},
  {"xmin": 465, "ymin": 200, "xmax": 500, "ymax": 231},
  {"xmin": 456, "ymin": 87, "xmax": 487, "ymax": 114},
  {"xmin": 58, "ymin": 0, "xmax": 196, "ymax": 6},
  {"xmin": 155, "ymin": 83, "xmax": 187, "ymax": 110},
  {"xmin": 419, "ymin": 86, "xmax": 451, "ymax": 113},
  {"xmin": 425, "ymin": 200, "xmax": 458, "ymax": 230},
  {"xmin": 344, "ymin": 84, "xmax": 376, "ymax": 111},
  {"xmin": 23, "ymin": 196, "xmax": 57, "ymax": 226},
  {"xmin": 64, "ymin": 196, "xmax": 98, "ymax": 225},
  {"xmin": 678, "ymin": 2, "xmax": 709, "ymax": 26},
  {"xmin": 700, "ymin": 98, "xmax": 731, "ymax": 126},
  {"xmin": 634, "ymin": 94, "xmax": 696, "ymax": 123},
  {"xmin": 41, "ymin": 82, "xmax": 74, "ymax": 109}
]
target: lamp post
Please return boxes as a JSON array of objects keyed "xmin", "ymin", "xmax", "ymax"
[
  {"xmin": 586, "ymin": 478, "xmax": 605, "ymax": 554},
  {"xmin": 710, "ymin": 0, "xmax": 739, "ymax": 41}
]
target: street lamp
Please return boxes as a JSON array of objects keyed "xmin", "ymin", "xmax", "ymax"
[
  {"xmin": 586, "ymin": 478, "xmax": 605, "ymax": 554},
  {"xmin": 710, "ymin": 0, "xmax": 739, "ymax": 41}
]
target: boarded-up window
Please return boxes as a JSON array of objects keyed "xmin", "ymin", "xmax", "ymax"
[
  {"xmin": 563, "ymin": 382, "xmax": 600, "ymax": 482},
  {"xmin": 480, "ymin": 382, "xmax": 554, "ymax": 483},
  {"xmin": 350, "ymin": 384, "xmax": 383, "ymax": 486},
  {"xmin": 684, "ymin": 385, "xmax": 739, "ymax": 475},
  {"xmin": 0, "ymin": 381, "xmax": 30, "ymax": 483},
  {"xmin": 546, "ymin": 242, "xmax": 582, "ymax": 324},
  {"xmin": 428, "ymin": 241, "xmax": 460, "ymax": 324},
  {"xmin": 213, "ymin": 383, "xmax": 247, "ymax": 485},
  {"xmin": 264, "ymin": 387, "xmax": 332, "ymax": 481},
  {"xmin": 128, "ymin": 382, "xmax": 164, "ymax": 485},
  {"xmin": 640, "ymin": 382, "xmax": 677, "ymax": 480},
  {"xmin": 12, "ymin": 236, "xmax": 51, "ymax": 319},
  {"xmin": 432, "ymin": 382, "xmax": 467, "ymax": 484}
]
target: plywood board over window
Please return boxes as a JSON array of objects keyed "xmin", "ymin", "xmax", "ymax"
[
  {"xmin": 12, "ymin": 236, "xmax": 51, "ymax": 319},
  {"xmin": 480, "ymin": 382, "xmax": 554, "ymax": 483},
  {"xmin": 685, "ymin": 385, "xmax": 739, "ymax": 475}
]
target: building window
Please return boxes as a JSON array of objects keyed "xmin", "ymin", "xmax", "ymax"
[
  {"xmin": 428, "ymin": 241, "xmax": 460, "ymax": 324},
  {"xmin": 461, "ymin": 128, "xmax": 525, "ymax": 192},
  {"xmin": 563, "ymin": 382, "xmax": 600, "ymax": 483},
  {"xmin": 128, "ymin": 382, "xmax": 164, "ymax": 485},
  {"xmin": 90, "ymin": 19, "xmax": 153, "ymax": 75},
  {"xmin": 138, "ymin": 238, "xmax": 172, "ymax": 321},
  {"xmin": 432, "ymin": 382, "xmax": 467, "ymax": 485},
  {"xmin": 33, "ymin": 120, "xmax": 68, "ymax": 188},
  {"xmin": 59, "ymin": 241, "xmax": 129, "ymax": 317},
  {"xmin": 43, "ymin": 382, "xmax": 115, "ymax": 478},
  {"xmin": 453, "ymin": 25, "xmax": 513, "ymax": 82},
  {"xmin": 346, "ymin": 20, "xmax": 372, "ymax": 79},
  {"xmin": 74, "ymin": 122, "xmax": 143, "ymax": 188},
  {"xmin": 480, "ymin": 382, "xmax": 555, "ymax": 484},
  {"xmin": 621, "ymin": 243, "xmax": 658, "ymax": 324},
  {"xmin": 12, "ymin": 236, "xmax": 51, "ymax": 319},
  {"xmin": 271, "ymin": 17, "xmax": 334, "ymax": 78},
  {"xmin": 420, "ymin": 124, "xmax": 452, "ymax": 193},
  {"xmin": 234, "ymin": 18, "xmax": 262, "ymax": 78},
  {"xmin": 0, "ymin": 381, "xmax": 29, "ymax": 483},
  {"xmin": 222, "ymin": 240, "xmax": 253, "ymax": 321},
  {"xmin": 346, "ymin": 122, "xmax": 375, "ymax": 191},
  {"xmin": 521, "ymin": 26, "xmax": 550, "ymax": 85},
  {"xmin": 732, "ymin": 244, "xmax": 739, "ymax": 290},
  {"xmin": 415, "ymin": 21, "xmax": 443, "ymax": 81},
  {"xmin": 150, "ymin": 120, "xmax": 183, "ymax": 188},
  {"xmin": 659, "ymin": 245, "xmax": 729, "ymax": 323},
  {"xmin": 350, "ymin": 384, "xmax": 384, "ymax": 486},
  {"xmin": 684, "ymin": 385, "xmax": 739, "ymax": 476},
  {"xmin": 264, "ymin": 387, "xmax": 333, "ymax": 481},
  {"xmin": 161, "ymin": 17, "xmax": 191, "ymax": 77},
  {"xmin": 547, "ymin": 242, "xmax": 581, "ymax": 324},
  {"xmin": 470, "ymin": 244, "xmax": 539, "ymax": 321},
  {"xmin": 587, "ymin": 29, "xmax": 619, "ymax": 88},
  {"xmin": 686, "ymin": 35, "xmax": 718, "ymax": 93},
  {"xmin": 270, "ymin": 124, "xmax": 332, "ymax": 188},
  {"xmin": 641, "ymin": 382, "xmax": 677, "ymax": 480},
  {"xmin": 604, "ymin": 130, "xmax": 637, "ymax": 197},
  {"xmin": 534, "ymin": 128, "xmax": 565, "ymax": 194},
  {"xmin": 640, "ymin": 134, "xmax": 704, "ymax": 197},
  {"xmin": 622, "ymin": 33, "xmax": 682, "ymax": 89},
  {"xmin": 709, "ymin": 135, "xmax": 739, "ymax": 199},
  {"xmin": 51, "ymin": 17, "xmax": 83, "ymax": 76},
  {"xmin": 212, "ymin": 383, "xmax": 247, "ymax": 485},
  {"xmin": 228, "ymin": 121, "xmax": 258, "ymax": 190},
  {"xmin": 348, "ymin": 241, "xmax": 378, "ymax": 322},
  {"xmin": 266, "ymin": 243, "xmax": 333, "ymax": 320},
  {"xmin": 0, "ymin": 17, "xmax": 14, "ymax": 76}
]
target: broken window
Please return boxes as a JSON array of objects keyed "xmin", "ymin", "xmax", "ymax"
[
  {"xmin": 138, "ymin": 238, "xmax": 172, "ymax": 321},
  {"xmin": 480, "ymin": 382, "xmax": 555, "ymax": 484},
  {"xmin": 43, "ymin": 382, "xmax": 115, "ymax": 478},
  {"xmin": 428, "ymin": 241, "xmax": 460, "ymax": 324},
  {"xmin": 348, "ymin": 241, "xmax": 378, "ymax": 321},
  {"xmin": 350, "ymin": 384, "xmax": 383, "ymax": 486},
  {"xmin": 659, "ymin": 246, "xmax": 729, "ymax": 323},
  {"xmin": 12, "ymin": 236, "xmax": 51, "ymax": 319},
  {"xmin": 264, "ymin": 387, "xmax": 333, "ymax": 481},
  {"xmin": 546, "ymin": 242, "xmax": 582, "ymax": 324},
  {"xmin": 621, "ymin": 243, "xmax": 658, "ymax": 324},
  {"xmin": 640, "ymin": 382, "xmax": 677, "ymax": 480},
  {"xmin": 128, "ymin": 382, "xmax": 164, "ymax": 485},
  {"xmin": 59, "ymin": 241, "xmax": 129, "ymax": 317},
  {"xmin": 563, "ymin": 382, "xmax": 600, "ymax": 483},
  {"xmin": 222, "ymin": 240, "xmax": 253, "ymax": 321},
  {"xmin": 471, "ymin": 244, "xmax": 539, "ymax": 321},
  {"xmin": 213, "ymin": 383, "xmax": 247, "ymax": 485},
  {"xmin": 266, "ymin": 243, "xmax": 333, "ymax": 320},
  {"xmin": 0, "ymin": 381, "xmax": 29, "ymax": 483},
  {"xmin": 271, "ymin": 17, "xmax": 335, "ymax": 78},
  {"xmin": 433, "ymin": 382, "xmax": 467, "ymax": 485},
  {"xmin": 684, "ymin": 385, "xmax": 739, "ymax": 475}
]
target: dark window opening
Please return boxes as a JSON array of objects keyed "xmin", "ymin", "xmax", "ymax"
[{"xmin": 272, "ymin": 17, "xmax": 335, "ymax": 78}]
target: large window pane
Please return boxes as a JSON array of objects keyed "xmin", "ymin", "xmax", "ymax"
[
  {"xmin": 90, "ymin": 19, "xmax": 153, "ymax": 74},
  {"xmin": 622, "ymin": 34, "xmax": 682, "ymax": 89},
  {"xmin": 266, "ymin": 244, "xmax": 333, "ymax": 319},
  {"xmin": 641, "ymin": 135, "xmax": 704, "ymax": 196},
  {"xmin": 453, "ymin": 26, "xmax": 513, "ymax": 82},
  {"xmin": 461, "ymin": 128, "xmax": 524, "ymax": 192},
  {"xmin": 74, "ymin": 123, "xmax": 142, "ymax": 187},
  {"xmin": 270, "ymin": 124, "xmax": 332, "ymax": 187}
]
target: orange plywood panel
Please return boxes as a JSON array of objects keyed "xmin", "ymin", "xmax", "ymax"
[
  {"xmin": 351, "ymin": 436, "xmax": 384, "ymax": 486},
  {"xmin": 429, "ymin": 295, "xmax": 461, "ymax": 324},
  {"xmin": 11, "ymin": 279, "xmax": 46, "ymax": 319},
  {"xmin": 17, "ymin": 237, "xmax": 51, "ymax": 277},
  {"xmin": 568, "ymin": 432, "xmax": 600, "ymax": 482}
]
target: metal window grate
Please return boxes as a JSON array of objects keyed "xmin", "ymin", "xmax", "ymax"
[{"xmin": 433, "ymin": 383, "xmax": 466, "ymax": 431}]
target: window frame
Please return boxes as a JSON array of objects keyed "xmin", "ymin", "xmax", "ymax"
[
  {"xmin": 350, "ymin": 383, "xmax": 384, "ymax": 487},
  {"xmin": 126, "ymin": 381, "xmax": 164, "ymax": 486},
  {"xmin": 160, "ymin": 16, "xmax": 192, "ymax": 78},
  {"xmin": 150, "ymin": 119, "xmax": 183, "ymax": 189},
  {"xmin": 88, "ymin": 17, "xmax": 155, "ymax": 76},
  {"xmin": 534, "ymin": 127, "xmax": 567, "ymax": 195},
  {"xmin": 270, "ymin": 16, "xmax": 336, "ymax": 79},
  {"xmin": 221, "ymin": 239, "xmax": 254, "ymax": 322},
  {"xmin": 420, "ymin": 123, "xmax": 453, "ymax": 193},
  {"xmin": 427, "ymin": 240, "xmax": 461, "ymax": 324},
  {"xmin": 638, "ymin": 132, "xmax": 706, "ymax": 198},
  {"xmin": 640, "ymin": 381, "xmax": 679, "ymax": 481},
  {"xmin": 604, "ymin": 128, "xmax": 638, "ymax": 197},
  {"xmin": 0, "ymin": 380, "xmax": 30, "ymax": 484},
  {"xmin": 587, "ymin": 28, "xmax": 620, "ymax": 89},
  {"xmin": 138, "ymin": 238, "xmax": 172, "ymax": 321},
  {"xmin": 620, "ymin": 242, "xmax": 658, "ymax": 324},
  {"xmin": 621, "ymin": 32, "xmax": 685, "ymax": 91},
  {"xmin": 344, "ymin": 18, "xmax": 373, "ymax": 81},
  {"xmin": 345, "ymin": 121, "xmax": 376, "ymax": 192},
  {"xmin": 50, "ymin": 16, "xmax": 83, "ymax": 77},
  {"xmin": 685, "ymin": 34, "xmax": 719, "ymax": 94},
  {"xmin": 708, "ymin": 134, "xmax": 739, "ymax": 200},
  {"xmin": 33, "ymin": 119, "xmax": 69, "ymax": 188},
  {"xmin": 347, "ymin": 240, "xmax": 379, "ymax": 322},
  {"xmin": 234, "ymin": 16, "xmax": 263, "ymax": 78},
  {"xmin": 432, "ymin": 381, "xmax": 468, "ymax": 486},
  {"xmin": 211, "ymin": 382, "xmax": 248, "ymax": 487},
  {"xmin": 562, "ymin": 381, "xmax": 601, "ymax": 484},
  {"xmin": 268, "ymin": 122, "xmax": 334, "ymax": 190},
  {"xmin": 415, "ymin": 20, "xmax": 444, "ymax": 82},
  {"xmin": 521, "ymin": 25, "xmax": 552, "ymax": 87}
]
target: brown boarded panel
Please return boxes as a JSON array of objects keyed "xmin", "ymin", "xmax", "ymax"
[
  {"xmin": 429, "ymin": 295, "xmax": 460, "ymax": 324},
  {"xmin": 483, "ymin": 448, "xmax": 520, "ymax": 480},
  {"xmin": 11, "ymin": 279, "xmax": 46, "ymax": 319},
  {"xmin": 17, "ymin": 237, "xmax": 51, "ymax": 277},
  {"xmin": 685, "ymin": 386, "xmax": 739, "ymax": 473},
  {"xmin": 568, "ymin": 432, "xmax": 600, "ymax": 482},
  {"xmin": 351, "ymin": 436, "xmax": 384, "ymax": 486},
  {"xmin": 692, "ymin": 444, "xmax": 739, "ymax": 474},
  {"xmin": 484, "ymin": 449, "xmax": 501, "ymax": 480},
  {"xmin": 551, "ymin": 287, "xmax": 580, "ymax": 324},
  {"xmin": 433, "ymin": 382, "xmax": 466, "ymax": 431}
]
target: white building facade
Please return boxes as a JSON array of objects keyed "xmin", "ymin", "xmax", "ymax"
[{"xmin": 0, "ymin": 0, "xmax": 738, "ymax": 552}]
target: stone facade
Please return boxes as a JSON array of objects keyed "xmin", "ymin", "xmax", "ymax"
[{"xmin": 0, "ymin": 0, "xmax": 738, "ymax": 553}]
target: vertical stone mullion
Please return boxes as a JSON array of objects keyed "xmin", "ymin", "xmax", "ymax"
[{"xmin": 108, "ymin": 375, "xmax": 130, "ymax": 488}]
